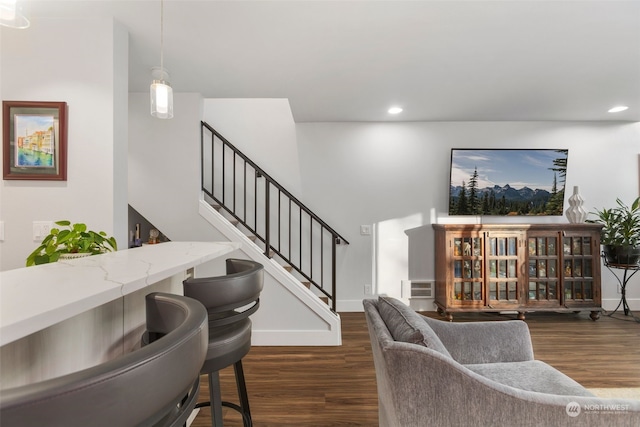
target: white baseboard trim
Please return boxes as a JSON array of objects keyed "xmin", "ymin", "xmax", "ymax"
[
  {"xmin": 252, "ymin": 328, "xmax": 342, "ymax": 346},
  {"xmin": 337, "ymin": 297, "xmax": 439, "ymax": 313},
  {"xmin": 602, "ymin": 297, "xmax": 640, "ymax": 312},
  {"xmin": 337, "ymin": 299, "xmax": 368, "ymax": 312}
]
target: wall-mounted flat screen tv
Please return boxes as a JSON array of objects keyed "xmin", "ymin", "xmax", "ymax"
[{"xmin": 449, "ymin": 149, "xmax": 569, "ymax": 216}]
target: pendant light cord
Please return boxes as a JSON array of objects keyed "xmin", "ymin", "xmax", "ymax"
[{"xmin": 160, "ymin": 0, "xmax": 164, "ymax": 76}]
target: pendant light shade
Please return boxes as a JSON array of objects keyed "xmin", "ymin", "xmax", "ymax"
[
  {"xmin": 150, "ymin": 0, "xmax": 173, "ymax": 119},
  {"xmin": 0, "ymin": 0, "xmax": 30, "ymax": 29},
  {"xmin": 150, "ymin": 67, "xmax": 173, "ymax": 119}
]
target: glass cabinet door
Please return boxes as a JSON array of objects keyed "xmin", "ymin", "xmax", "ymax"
[
  {"xmin": 486, "ymin": 233, "xmax": 523, "ymax": 307},
  {"xmin": 451, "ymin": 235, "xmax": 484, "ymax": 305},
  {"xmin": 527, "ymin": 234, "xmax": 561, "ymax": 306},
  {"xmin": 562, "ymin": 234, "xmax": 596, "ymax": 305}
]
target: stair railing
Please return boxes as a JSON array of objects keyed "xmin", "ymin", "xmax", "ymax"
[{"xmin": 201, "ymin": 121, "xmax": 349, "ymax": 311}]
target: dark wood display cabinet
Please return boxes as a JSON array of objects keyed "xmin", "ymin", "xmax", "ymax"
[{"xmin": 433, "ymin": 223, "xmax": 602, "ymax": 321}]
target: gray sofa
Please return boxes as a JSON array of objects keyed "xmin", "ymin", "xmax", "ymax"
[{"xmin": 363, "ymin": 296, "xmax": 640, "ymax": 427}]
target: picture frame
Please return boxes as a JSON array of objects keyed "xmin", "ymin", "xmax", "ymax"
[{"xmin": 3, "ymin": 101, "xmax": 68, "ymax": 181}]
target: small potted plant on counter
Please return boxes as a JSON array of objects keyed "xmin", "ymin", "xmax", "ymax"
[
  {"xmin": 26, "ymin": 220, "xmax": 118, "ymax": 266},
  {"xmin": 588, "ymin": 197, "xmax": 640, "ymax": 266}
]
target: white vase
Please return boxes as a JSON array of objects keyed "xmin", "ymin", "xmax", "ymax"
[{"xmin": 565, "ymin": 186, "xmax": 587, "ymax": 223}]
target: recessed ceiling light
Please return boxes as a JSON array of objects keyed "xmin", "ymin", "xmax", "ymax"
[
  {"xmin": 608, "ymin": 106, "xmax": 629, "ymax": 113},
  {"xmin": 388, "ymin": 107, "xmax": 403, "ymax": 114}
]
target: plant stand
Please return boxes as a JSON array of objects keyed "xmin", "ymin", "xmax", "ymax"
[{"xmin": 603, "ymin": 256, "xmax": 640, "ymax": 317}]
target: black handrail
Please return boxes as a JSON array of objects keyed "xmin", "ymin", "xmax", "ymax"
[{"xmin": 201, "ymin": 121, "xmax": 349, "ymax": 311}]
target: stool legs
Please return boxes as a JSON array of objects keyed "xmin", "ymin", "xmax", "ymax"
[
  {"xmin": 233, "ymin": 361, "xmax": 252, "ymax": 427},
  {"xmin": 208, "ymin": 372, "xmax": 224, "ymax": 427},
  {"xmin": 205, "ymin": 362, "xmax": 252, "ymax": 427}
]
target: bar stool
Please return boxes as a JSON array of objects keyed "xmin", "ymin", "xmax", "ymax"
[
  {"xmin": 183, "ymin": 258, "xmax": 264, "ymax": 427},
  {"xmin": 0, "ymin": 292, "xmax": 208, "ymax": 427}
]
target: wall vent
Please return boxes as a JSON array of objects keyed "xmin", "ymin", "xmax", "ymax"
[{"xmin": 410, "ymin": 281, "xmax": 433, "ymax": 298}]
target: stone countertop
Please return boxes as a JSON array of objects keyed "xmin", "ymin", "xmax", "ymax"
[{"xmin": 0, "ymin": 241, "xmax": 240, "ymax": 346}]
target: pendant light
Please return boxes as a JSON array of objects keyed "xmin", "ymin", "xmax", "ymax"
[
  {"xmin": 150, "ymin": 0, "xmax": 173, "ymax": 119},
  {"xmin": 0, "ymin": 0, "xmax": 30, "ymax": 29}
]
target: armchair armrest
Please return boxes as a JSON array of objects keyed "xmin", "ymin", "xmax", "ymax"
[{"xmin": 420, "ymin": 315, "xmax": 534, "ymax": 364}]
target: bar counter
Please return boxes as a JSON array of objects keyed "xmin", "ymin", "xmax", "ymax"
[{"xmin": 0, "ymin": 241, "xmax": 239, "ymax": 389}]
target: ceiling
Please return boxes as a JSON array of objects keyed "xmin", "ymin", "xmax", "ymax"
[{"xmin": 25, "ymin": 0, "xmax": 640, "ymax": 122}]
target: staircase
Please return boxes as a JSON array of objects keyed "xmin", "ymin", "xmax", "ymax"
[{"xmin": 200, "ymin": 121, "xmax": 349, "ymax": 311}]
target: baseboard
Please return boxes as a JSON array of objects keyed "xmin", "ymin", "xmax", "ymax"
[
  {"xmin": 252, "ymin": 328, "xmax": 342, "ymax": 346},
  {"xmin": 602, "ymin": 297, "xmax": 640, "ymax": 312},
  {"xmin": 337, "ymin": 299, "xmax": 368, "ymax": 312},
  {"xmin": 337, "ymin": 297, "xmax": 438, "ymax": 313}
]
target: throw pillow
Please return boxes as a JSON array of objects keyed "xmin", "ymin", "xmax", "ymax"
[{"xmin": 377, "ymin": 296, "xmax": 452, "ymax": 357}]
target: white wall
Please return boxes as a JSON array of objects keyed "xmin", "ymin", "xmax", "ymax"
[
  {"xmin": 0, "ymin": 18, "xmax": 128, "ymax": 271},
  {"xmin": 0, "ymin": 30, "xmax": 4, "ymax": 256},
  {"xmin": 296, "ymin": 121, "xmax": 640, "ymax": 311},
  {"xmin": 203, "ymin": 99, "xmax": 302, "ymax": 195},
  {"xmin": 112, "ymin": 22, "xmax": 129, "ymax": 255},
  {"xmin": 128, "ymin": 92, "xmax": 228, "ymax": 244}
]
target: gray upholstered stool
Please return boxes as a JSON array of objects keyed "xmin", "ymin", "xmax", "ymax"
[
  {"xmin": 183, "ymin": 258, "xmax": 264, "ymax": 427},
  {"xmin": 0, "ymin": 292, "xmax": 208, "ymax": 427}
]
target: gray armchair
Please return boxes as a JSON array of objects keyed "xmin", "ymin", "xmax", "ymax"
[{"xmin": 364, "ymin": 296, "xmax": 640, "ymax": 427}]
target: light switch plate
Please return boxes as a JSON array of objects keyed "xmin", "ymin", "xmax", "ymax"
[
  {"xmin": 364, "ymin": 283, "xmax": 373, "ymax": 295},
  {"xmin": 360, "ymin": 225, "xmax": 372, "ymax": 235},
  {"xmin": 0, "ymin": 221, "xmax": 4, "ymax": 241}
]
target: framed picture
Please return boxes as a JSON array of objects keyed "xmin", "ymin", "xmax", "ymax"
[{"xmin": 3, "ymin": 101, "xmax": 68, "ymax": 180}]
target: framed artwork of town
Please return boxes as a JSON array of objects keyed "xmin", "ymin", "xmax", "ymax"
[{"xmin": 3, "ymin": 101, "xmax": 67, "ymax": 180}]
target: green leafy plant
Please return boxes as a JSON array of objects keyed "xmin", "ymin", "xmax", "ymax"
[
  {"xmin": 26, "ymin": 220, "xmax": 118, "ymax": 266},
  {"xmin": 588, "ymin": 197, "xmax": 640, "ymax": 247}
]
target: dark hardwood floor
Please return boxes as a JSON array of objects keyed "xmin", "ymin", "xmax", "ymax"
[{"xmin": 191, "ymin": 310, "xmax": 640, "ymax": 427}]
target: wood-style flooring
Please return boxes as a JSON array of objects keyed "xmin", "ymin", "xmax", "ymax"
[{"xmin": 191, "ymin": 310, "xmax": 640, "ymax": 427}]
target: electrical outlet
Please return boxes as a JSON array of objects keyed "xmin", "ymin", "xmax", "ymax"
[
  {"xmin": 33, "ymin": 221, "xmax": 53, "ymax": 241},
  {"xmin": 364, "ymin": 283, "xmax": 373, "ymax": 295}
]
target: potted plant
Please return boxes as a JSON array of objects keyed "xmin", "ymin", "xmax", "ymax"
[
  {"xmin": 588, "ymin": 197, "xmax": 640, "ymax": 266},
  {"xmin": 26, "ymin": 220, "xmax": 118, "ymax": 266}
]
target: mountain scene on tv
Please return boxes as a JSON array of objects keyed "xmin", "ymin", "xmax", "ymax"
[{"xmin": 449, "ymin": 149, "xmax": 568, "ymax": 216}]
